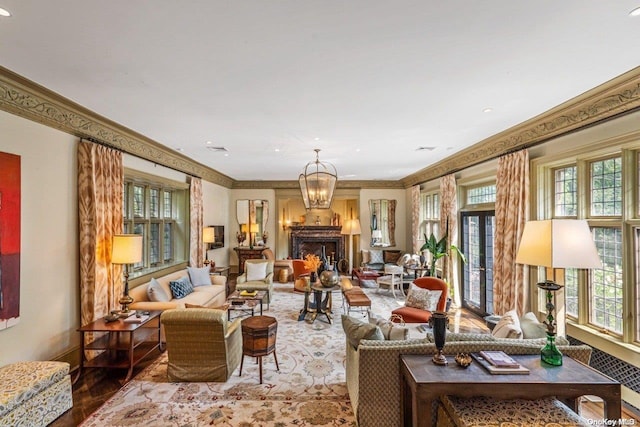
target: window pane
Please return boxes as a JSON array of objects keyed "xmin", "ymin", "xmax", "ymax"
[
  {"xmin": 164, "ymin": 223, "xmax": 173, "ymax": 262},
  {"xmin": 150, "ymin": 188, "xmax": 159, "ymax": 218},
  {"xmin": 123, "ymin": 183, "xmax": 129, "ymax": 219},
  {"xmin": 163, "ymin": 191, "xmax": 172, "ymax": 218},
  {"xmin": 590, "ymin": 227, "xmax": 623, "ymax": 333},
  {"xmin": 554, "ymin": 166, "xmax": 577, "ymax": 217},
  {"xmin": 149, "ymin": 223, "xmax": 160, "ymax": 265},
  {"xmin": 565, "ymin": 268, "xmax": 578, "ymax": 317},
  {"xmin": 133, "ymin": 185, "xmax": 145, "ymax": 218},
  {"xmin": 132, "ymin": 224, "xmax": 145, "ymax": 269},
  {"xmin": 467, "ymin": 185, "xmax": 496, "ymax": 205},
  {"xmin": 433, "ymin": 194, "xmax": 440, "ymax": 219},
  {"xmin": 590, "ymin": 158, "xmax": 622, "ymax": 216}
]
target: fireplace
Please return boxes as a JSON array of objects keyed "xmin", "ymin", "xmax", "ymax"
[{"xmin": 290, "ymin": 226, "xmax": 345, "ymax": 263}]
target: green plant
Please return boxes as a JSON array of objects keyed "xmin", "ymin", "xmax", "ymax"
[{"xmin": 420, "ymin": 231, "xmax": 466, "ymax": 277}]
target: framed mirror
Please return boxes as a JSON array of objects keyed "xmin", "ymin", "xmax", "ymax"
[
  {"xmin": 236, "ymin": 199, "xmax": 269, "ymax": 246},
  {"xmin": 369, "ymin": 199, "xmax": 396, "ymax": 247}
]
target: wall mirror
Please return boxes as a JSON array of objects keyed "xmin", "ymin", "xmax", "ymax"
[
  {"xmin": 369, "ymin": 199, "xmax": 396, "ymax": 247},
  {"xmin": 236, "ymin": 200, "xmax": 269, "ymax": 246}
]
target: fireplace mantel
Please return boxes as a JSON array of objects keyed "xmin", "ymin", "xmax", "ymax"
[{"xmin": 289, "ymin": 226, "xmax": 345, "ymax": 262}]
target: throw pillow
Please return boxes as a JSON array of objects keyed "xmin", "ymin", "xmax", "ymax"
[
  {"xmin": 383, "ymin": 250, "xmax": 402, "ymax": 264},
  {"xmin": 246, "ymin": 261, "xmax": 268, "ymax": 281},
  {"xmin": 341, "ymin": 314, "xmax": 384, "ymax": 348},
  {"xmin": 491, "ymin": 310, "xmax": 523, "ymax": 339},
  {"xmin": 369, "ymin": 249, "xmax": 384, "ymax": 264},
  {"xmin": 169, "ymin": 276, "xmax": 194, "ymax": 299},
  {"xmin": 361, "ymin": 250, "xmax": 371, "ymax": 264},
  {"xmin": 368, "ymin": 311, "xmax": 409, "ymax": 340},
  {"xmin": 519, "ymin": 312, "xmax": 547, "ymax": 339},
  {"xmin": 405, "ymin": 283, "xmax": 442, "ymax": 311},
  {"xmin": 147, "ymin": 277, "xmax": 170, "ymax": 302},
  {"xmin": 187, "ymin": 266, "xmax": 212, "ymax": 287}
]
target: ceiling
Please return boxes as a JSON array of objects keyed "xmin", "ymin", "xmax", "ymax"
[{"xmin": 1, "ymin": 1, "xmax": 639, "ymax": 182}]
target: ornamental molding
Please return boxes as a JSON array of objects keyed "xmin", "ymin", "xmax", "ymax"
[
  {"xmin": 402, "ymin": 66, "xmax": 640, "ymax": 187},
  {"xmin": 231, "ymin": 179, "xmax": 404, "ymax": 190},
  {"xmin": 0, "ymin": 66, "xmax": 234, "ymax": 188}
]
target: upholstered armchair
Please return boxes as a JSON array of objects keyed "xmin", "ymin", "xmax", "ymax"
[
  {"xmin": 391, "ymin": 276, "xmax": 448, "ymax": 323},
  {"xmin": 160, "ymin": 308, "xmax": 242, "ymax": 382},
  {"xmin": 236, "ymin": 259, "xmax": 274, "ymax": 305}
]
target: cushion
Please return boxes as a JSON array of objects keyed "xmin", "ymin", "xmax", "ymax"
[
  {"xmin": 246, "ymin": 262, "xmax": 268, "ymax": 281},
  {"xmin": 341, "ymin": 314, "xmax": 384, "ymax": 348},
  {"xmin": 361, "ymin": 250, "xmax": 371, "ymax": 264},
  {"xmin": 520, "ymin": 312, "xmax": 547, "ymax": 339},
  {"xmin": 492, "ymin": 309, "xmax": 523, "ymax": 339},
  {"xmin": 369, "ymin": 249, "xmax": 384, "ymax": 264},
  {"xmin": 169, "ymin": 276, "xmax": 194, "ymax": 299},
  {"xmin": 368, "ymin": 311, "xmax": 409, "ymax": 340},
  {"xmin": 147, "ymin": 278, "xmax": 171, "ymax": 302},
  {"xmin": 405, "ymin": 283, "xmax": 442, "ymax": 311},
  {"xmin": 383, "ymin": 250, "xmax": 402, "ymax": 264},
  {"xmin": 187, "ymin": 266, "xmax": 212, "ymax": 287}
]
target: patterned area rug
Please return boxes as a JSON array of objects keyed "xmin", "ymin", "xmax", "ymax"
[{"xmin": 80, "ymin": 282, "xmax": 421, "ymax": 427}]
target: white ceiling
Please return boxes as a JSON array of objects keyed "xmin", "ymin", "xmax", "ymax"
[{"xmin": 1, "ymin": 1, "xmax": 639, "ymax": 181}]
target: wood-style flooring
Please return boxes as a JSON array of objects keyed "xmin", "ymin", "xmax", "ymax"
[{"xmin": 50, "ymin": 306, "xmax": 639, "ymax": 426}]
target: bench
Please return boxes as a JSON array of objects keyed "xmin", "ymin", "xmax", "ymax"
[{"xmin": 341, "ymin": 278, "xmax": 371, "ymax": 316}]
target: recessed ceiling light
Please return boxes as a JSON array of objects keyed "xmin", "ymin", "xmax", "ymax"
[
  {"xmin": 314, "ymin": 137, "xmax": 320, "ymax": 141},
  {"xmin": 0, "ymin": 7, "xmax": 11, "ymax": 17},
  {"xmin": 416, "ymin": 146, "xmax": 436, "ymax": 152},
  {"xmin": 206, "ymin": 140, "xmax": 213, "ymax": 145},
  {"xmin": 274, "ymin": 148, "xmax": 280, "ymax": 152},
  {"xmin": 630, "ymin": 6, "xmax": 640, "ymax": 16},
  {"xmin": 224, "ymin": 153, "xmax": 229, "ymax": 157},
  {"xmin": 355, "ymin": 148, "xmax": 361, "ymax": 152},
  {"xmin": 206, "ymin": 146, "xmax": 228, "ymax": 152},
  {"xmin": 483, "ymin": 107, "xmax": 493, "ymax": 113}
]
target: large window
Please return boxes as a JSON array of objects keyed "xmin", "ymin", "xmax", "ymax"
[
  {"xmin": 420, "ymin": 192, "xmax": 440, "ymax": 239},
  {"xmin": 123, "ymin": 173, "xmax": 189, "ymax": 278}
]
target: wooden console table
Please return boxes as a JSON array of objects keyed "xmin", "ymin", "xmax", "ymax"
[
  {"xmin": 234, "ymin": 247, "xmax": 268, "ymax": 274},
  {"xmin": 400, "ymin": 353, "xmax": 621, "ymax": 427}
]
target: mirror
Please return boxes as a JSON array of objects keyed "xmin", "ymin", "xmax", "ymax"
[
  {"xmin": 236, "ymin": 200, "xmax": 269, "ymax": 246},
  {"xmin": 369, "ymin": 199, "xmax": 396, "ymax": 247}
]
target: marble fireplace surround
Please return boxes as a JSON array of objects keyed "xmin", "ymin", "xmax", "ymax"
[{"xmin": 290, "ymin": 226, "xmax": 345, "ymax": 263}]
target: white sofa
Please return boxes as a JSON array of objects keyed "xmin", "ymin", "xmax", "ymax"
[{"xmin": 129, "ymin": 268, "xmax": 227, "ymax": 311}]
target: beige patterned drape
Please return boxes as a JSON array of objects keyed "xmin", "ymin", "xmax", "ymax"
[
  {"xmin": 387, "ymin": 200, "xmax": 397, "ymax": 247},
  {"xmin": 189, "ymin": 177, "xmax": 203, "ymax": 267},
  {"xmin": 78, "ymin": 140, "xmax": 123, "ymax": 330},
  {"xmin": 411, "ymin": 185, "xmax": 420, "ymax": 254},
  {"xmin": 439, "ymin": 174, "xmax": 459, "ymax": 306},
  {"xmin": 493, "ymin": 150, "xmax": 529, "ymax": 315}
]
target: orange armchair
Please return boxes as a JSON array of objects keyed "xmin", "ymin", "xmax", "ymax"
[
  {"xmin": 391, "ymin": 277, "xmax": 448, "ymax": 323},
  {"xmin": 292, "ymin": 259, "xmax": 312, "ymax": 293}
]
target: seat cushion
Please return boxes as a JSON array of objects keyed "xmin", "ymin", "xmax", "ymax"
[{"xmin": 391, "ymin": 306, "xmax": 433, "ymax": 323}]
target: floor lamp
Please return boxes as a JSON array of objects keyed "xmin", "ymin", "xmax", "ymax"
[
  {"xmin": 515, "ymin": 219, "xmax": 601, "ymax": 366},
  {"xmin": 111, "ymin": 234, "xmax": 143, "ymax": 317},
  {"xmin": 203, "ymin": 226, "xmax": 216, "ymax": 269},
  {"xmin": 341, "ymin": 217, "xmax": 361, "ymax": 273}
]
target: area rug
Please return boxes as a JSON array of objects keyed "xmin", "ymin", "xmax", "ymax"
[{"xmin": 80, "ymin": 282, "xmax": 420, "ymax": 427}]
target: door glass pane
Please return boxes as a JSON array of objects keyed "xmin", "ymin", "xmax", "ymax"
[
  {"xmin": 484, "ymin": 215, "xmax": 495, "ymax": 314},
  {"xmin": 463, "ymin": 215, "xmax": 481, "ymax": 307}
]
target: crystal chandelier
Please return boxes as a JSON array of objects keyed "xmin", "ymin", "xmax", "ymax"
[{"xmin": 298, "ymin": 149, "xmax": 337, "ymax": 209}]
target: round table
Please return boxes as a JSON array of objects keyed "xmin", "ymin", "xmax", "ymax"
[{"xmin": 240, "ymin": 315, "xmax": 279, "ymax": 384}]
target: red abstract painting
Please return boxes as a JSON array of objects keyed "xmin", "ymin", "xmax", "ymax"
[{"xmin": 0, "ymin": 152, "xmax": 20, "ymax": 329}]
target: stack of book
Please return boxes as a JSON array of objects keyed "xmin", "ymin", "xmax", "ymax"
[{"xmin": 472, "ymin": 351, "xmax": 530, "ymax": 374}]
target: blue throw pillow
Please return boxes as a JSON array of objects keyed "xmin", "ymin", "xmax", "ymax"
[{"xmin": 169, "ymin": 276, "xmax": 194, "ymax": 299}]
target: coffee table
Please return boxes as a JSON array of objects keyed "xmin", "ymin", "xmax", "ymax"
[
  {"xmin": 226, "ymin": 290, "xmax": 267, "ymax": 320},
  {"xmin": 351, "ymin": 268, "xmax": 380, "ymax": 283}
]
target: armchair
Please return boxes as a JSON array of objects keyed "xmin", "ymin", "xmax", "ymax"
[
  {"xmin": 160, "ymin": 308, "xmax": 242, "ymax": 382},
  {"xmin": 391, "ymin": 276, "xmax": 448, "ymax": 323},
  {"xmin": 292, "ymin": 259, "xmax": 312, "ymax": 293},
  {"xmin": 376, "ymin": 264, "xmax": 405, "ymax": 299},
  {"xmin": 236, "ymin": 259, "xmax": 274, "ymax": 306}
]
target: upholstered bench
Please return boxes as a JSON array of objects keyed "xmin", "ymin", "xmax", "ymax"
[
  {"xmin": 0, "ymin": 361, "xmax": 73, "ymax": 427},
  {"xmin": 436, "ymin": 395, "xmax": 589, "ymax": 427},
  {"xmin": 341, "ymin": 278, "xmax": 371, "ymax": 315}
]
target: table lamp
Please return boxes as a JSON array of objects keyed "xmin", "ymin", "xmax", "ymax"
[
  {"xmin": 203, "ymin": 226, "xmax": 216, "ymax": 268},
  {"xmin": 341, "ymin": 214, "xmax": 362, "ymax": 273},
  {"xmin": 515, "ymin": 220, "xmax": 601, "ymax": 365},
  {"xmin": 111, "ymin": 234, "xmax": 143, "ymax": 317}
]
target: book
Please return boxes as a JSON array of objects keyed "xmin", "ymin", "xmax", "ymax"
[
  {"xmin": 240, "ymin": 290, "xmax": 258, "ymax": 297},
  {"xmin": 479, "ymin": 350, "xmax": 520, "ymax": 368},
  {"xmin": 471, "ymin": 353, "xmax": 530, "ymax": 375},
  {"xmin": 123, "ymin": 314, "xmax": 149, "ymax": 324}
]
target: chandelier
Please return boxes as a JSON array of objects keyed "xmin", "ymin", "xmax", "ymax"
[{"xmin": 298, "ymin": 149, "xmax": 337, "ymax": 209}]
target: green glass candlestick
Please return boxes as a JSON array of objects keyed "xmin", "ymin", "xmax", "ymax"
[{"xmin": 538, "ymin": 280, "xmax": 563, "ymax": 366}]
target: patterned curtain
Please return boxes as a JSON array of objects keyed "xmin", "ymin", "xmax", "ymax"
[
  {"xmin": 493, "ymin": 150, "xmax": 529, "ymax": 315},
  {"xmin": 411, "ymin": 185, "xmax": 420, "ymax": 254},
  {"xmin": 387, "ymin": 200, "xmax": 397, "ymax": 247},
  {"xmin": 78, "ymin": 140, "xmax": 123, "ymax": 334},
  {"xmin": 439, "ymin": 174, "xmax": 459, "ymax": 306},
  {"xmin": 189, "ymin": 177, "xmax": 203, "ymax": 267}
]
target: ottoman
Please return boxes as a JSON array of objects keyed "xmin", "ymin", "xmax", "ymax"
[{"xmin": 0, "ymin": 361, "xmax": 72, "ymax": 427}]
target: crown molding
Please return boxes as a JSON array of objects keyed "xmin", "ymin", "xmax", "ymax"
[
  {"xmin": 231, "ymin": 179, "xmax": 404, "ymax": 190},
  {"xmin": 402, "ymin": 66, "xmax": 640, "ymax": 187},
  {"xmin": 0, "ymin": 66, "xmax": 234, "ymax": 188}
]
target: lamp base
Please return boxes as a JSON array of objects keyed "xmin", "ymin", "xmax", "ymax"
[
  {"xmin": 432, "ymin": 350, "xmax": 448, "ymax": 365},
  {"xmin": 541, "ymin": 332, "xmax": 563, "ymax": 366}
]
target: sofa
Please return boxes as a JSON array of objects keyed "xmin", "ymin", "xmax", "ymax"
[
  {"xmin": 129, "ymin": 267, "xmax": 227, "ymax": 312},
  {"xmin": 361, "ymin": 249, "xmax": 406, "ymax": 272},
  {"xmin": 345, "ymin": 335, "xmax": 592, "ymax": 427}
]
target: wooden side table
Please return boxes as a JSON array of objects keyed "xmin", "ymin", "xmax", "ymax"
[{"xmin": 239, "ymin": 315, "xmax": 279, "ymax": 384}]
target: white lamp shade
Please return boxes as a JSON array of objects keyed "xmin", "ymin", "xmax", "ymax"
[
  {"xmin": 203, "ymin": 227, "xmax": 216, "ymax": 243},
  {"xmin": 372, "ymin": 230, "xmax": 383, "ymax": 239},
  {"xmin": 341, "ymin": 219, "xmax": 362, "ymax": 235},
  {"xmin": 112, "ymin": 234, "xmax": 143, "ymax": 264},
  {"xmin": 515, "ymin": 220, "xmax": 601, "ymax": 269}
]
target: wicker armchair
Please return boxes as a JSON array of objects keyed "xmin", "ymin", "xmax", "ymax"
[{"xmin": 160, "ymin": 308, "xmax": 242, "ymax": 382}]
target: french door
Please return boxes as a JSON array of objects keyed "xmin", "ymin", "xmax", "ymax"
[{"xmin": 460, "ymin": 211, "xmax": 495, "ymax": 317}]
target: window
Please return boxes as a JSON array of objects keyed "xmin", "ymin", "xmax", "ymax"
[
  {"xmin": 590, "ymin": 227, "xmax": 623, "ymax": 333},
  {"xmin": 590, "ymin": 157, "xmax": 622, "ymax": 216},
  {"xmin": 554, "ymin": 166, "xmax": 577, "ymax": 217},
  {"xmin": 123, "ymin": 174, "xmax": 188, "ymax": 278},
  {"xmin": 466, "ymin": 184, "xmax": 496, "ymax": 205},
  {"xmin": 420, "ymin": 192, "xmax": 440, "ymax": 239}
]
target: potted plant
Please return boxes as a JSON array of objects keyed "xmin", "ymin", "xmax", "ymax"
[{"xmin": 420, "ymin": 228, "xmax": 466, "ymax": 278}]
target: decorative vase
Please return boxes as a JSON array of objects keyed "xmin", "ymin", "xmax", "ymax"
[
  {"xmin": 429, "ymin": 311, "xmax": 449, "ymax": 365},
  {"xmin": 319, "ymin": 262, "xmax": 339, "ymax": 288},
  {"xmin": 541, "ymin": 333, "xmax": 563, "ymax": 366},
  {"xmin": 310, "ymin": 271, "xmax": 318, "ymax": 283}
]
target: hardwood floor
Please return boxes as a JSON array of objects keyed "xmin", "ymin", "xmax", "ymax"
[{"xmin": 50, "ymin": 306, "xmax": 639, "ymax": 426}]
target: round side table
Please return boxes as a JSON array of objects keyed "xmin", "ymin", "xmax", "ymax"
[{"xmin": 239, "ymin": 315, "xmax": 279, "ymax": 384}]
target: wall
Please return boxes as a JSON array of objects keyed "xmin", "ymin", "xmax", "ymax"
[
  {"xmin": 202, "ymin": 180, "xmax": 231, "ymax": 269},
  {"xmin": 0, "ymin": 110, "xmax": 79, "ymax": 365}
]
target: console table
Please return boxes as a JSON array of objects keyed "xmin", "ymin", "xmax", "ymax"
[{"xmin": 234, "ymin": 247, "xmax": 267, "ymax": 274}]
